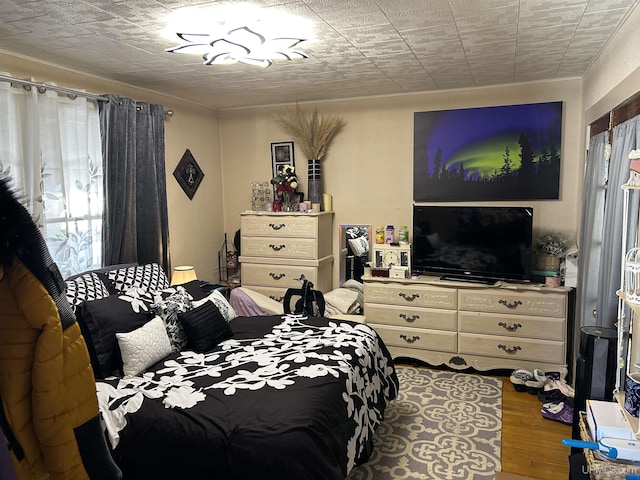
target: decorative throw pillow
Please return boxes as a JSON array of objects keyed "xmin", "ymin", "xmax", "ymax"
[
  {"xmin": 179, "ymin": 301, "xmax": 232, "ymax": 353},
  {"xmin": 65, "ymin": 272, "xmax": 111, "ymax": 310},
  {"xmin": 193, "ymin": 289, "xmax": 237, "ymax": 322},
  {"xmin": 180, "ymin": 279, "xmax": 206, "ymax": 301},
  {"xmin": 76, "ymin": 294, "xmax": 154, "ymax": 378},
  {"xmin": 348, "ymin": 236, "xmax": 369, "ymax": 257},
  {"xmin": 151, "ymin": 287, "xmax": 192, "ymax": 352},
  {"xmin": 107, "ymin": 263, "xmax": 170, "ymax": 294},
  {"xmin": 116, "ymin": 316, "xmax": 172, "ymax": 377}
]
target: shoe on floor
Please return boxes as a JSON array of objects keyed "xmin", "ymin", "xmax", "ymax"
[
  {"xmin": 510, "ymin": 369, "xmax": 534, "ymax": 392},
  {"xmin": 538, "ymin": 388, "xmax": 566, "ymax": 403},
  {"xmin": 541, "ymin": 401, "xmax": 573, "ymax": 425}
]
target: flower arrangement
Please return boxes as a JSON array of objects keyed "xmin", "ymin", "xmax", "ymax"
[
  {"xmin": 535, "ymin": 232, "xmax": 568, "ymax": 257},
  {"xmin": 271, "ymin": 164, "xmax": 298, "ymax": 195},
  {"xmin": 277, "ymin": 105, "xmax": 345, "ymax": 161}
]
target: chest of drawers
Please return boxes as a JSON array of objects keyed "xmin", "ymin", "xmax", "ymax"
[
  {"xmin": 239, "ymin": 212, "xmax": 333, "ymax": 302},
  {"xmin": 364, "ymin": 276, "xmax": 571, "ymax": 373}
]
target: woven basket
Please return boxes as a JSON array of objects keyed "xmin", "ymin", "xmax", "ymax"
[
  {"xmin": 579, "ymin": 413, "xmax": 640, "ymax": 479},
  {"xmin": 536, "ymin": 254, "xmax": 560, "ymax": 272}
]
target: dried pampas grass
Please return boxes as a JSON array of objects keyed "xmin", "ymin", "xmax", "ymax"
[{"xmin": 278, "ymin": 105, "xmax": 345, "ymax": 161}]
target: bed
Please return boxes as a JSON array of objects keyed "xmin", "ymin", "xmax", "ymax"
[{"xmin": 64, "ymin": 263, "xmax": 398, "ymax": 479}]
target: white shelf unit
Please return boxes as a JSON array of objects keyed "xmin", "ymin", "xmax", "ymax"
[{"xmin": 614, "ymin": 183, "xmax": 640, "ymax": 437}]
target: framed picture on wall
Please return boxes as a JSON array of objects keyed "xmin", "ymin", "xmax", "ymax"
[
  {"xmin": 413, "ymin": 101, "xmax": 563, "ymax": 202},
  {"xmin": 271, "ymin": 141, "xmax": 295, "ymax": 178}
]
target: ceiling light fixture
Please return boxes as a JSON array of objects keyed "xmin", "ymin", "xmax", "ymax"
[{"xmin": 163, "ymin": 4, "xmax": 312, "ymax": 68}]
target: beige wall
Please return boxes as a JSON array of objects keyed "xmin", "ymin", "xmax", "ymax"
[
  {"xmin": 0, "ymin": 51, "xmax": 223, "ymax": 282},
  {"xmin": 583, "ymin": 5, "xmax": 640, "ymax": 124},
  {"xmin": 221, "ymin": 80, "xmax": 585, "ymax": 287}
]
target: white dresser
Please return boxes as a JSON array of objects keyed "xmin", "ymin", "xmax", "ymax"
[
  {"xmin": 363, "ymin": 275, "xmax": 571, "ymax": 373},
  {"xmin": 239, "ymin": 211, "xmax": 333, "ymax": 302}
]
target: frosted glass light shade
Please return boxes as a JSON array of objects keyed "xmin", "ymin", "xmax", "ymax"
[{"xmin": 171, "ymin": 265, "xmax": 197, "ymax": 285}]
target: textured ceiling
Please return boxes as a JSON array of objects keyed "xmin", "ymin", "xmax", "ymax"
[{"xmin": 0, "ymin": 0, "xmax": 638, "ymax": 110}]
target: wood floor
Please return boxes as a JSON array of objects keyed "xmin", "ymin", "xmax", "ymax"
[{"xmin": 500, "ymin": 376, "xmax": 572, "ymax": 480}]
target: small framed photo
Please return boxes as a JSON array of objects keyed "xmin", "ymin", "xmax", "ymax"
[{"xmin": 271, "ymin": 141, "xmax": 295, "ymax": 178}]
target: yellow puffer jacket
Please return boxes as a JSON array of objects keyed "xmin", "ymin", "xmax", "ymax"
[{"xmin": 0, "ymin": 258, "xmax": 120, "ymax": 480}]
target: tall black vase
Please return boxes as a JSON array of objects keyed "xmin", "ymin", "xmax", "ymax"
[{"xmin": 307, "ymin": 158, "xmax": 322, "ymax": 205}]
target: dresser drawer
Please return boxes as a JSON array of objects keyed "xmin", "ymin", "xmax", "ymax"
[
  {"xmin": 458, "ymin": 289, "xmax": 566, "ymax": 318},
  {"xmin": 241, "ymin": 237, "xmax": 321, "ymax": 260},
  {"xmin": 364, "ymin": 304, "xmax": 457, "ymax": 331},
  {"xmin": 364, "ymin": 283, "xmax": 457, "ymax": 309},
  {"xmin": 458, "ymin": 333, "xmax": 564, "ymax": 363},
  {"xmin": 242, "ymin": 263, "xmax": 319, "ymax": 288},
  {"xmin": 240, "ymin": 213, "xmax": 332, "ymax": 238},
  {"xmin": 458, "ymin": 311, "xmax": 564, "ymax": 341},
  {"xmin": 371, "ymin": 325, "xmax": 457, "ymax": 353}
]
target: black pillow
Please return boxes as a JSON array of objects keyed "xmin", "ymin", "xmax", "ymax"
[
  {"xmin": 181, "ymin": 279, "xmax": 206, "ymax": 301},
  {"xmin": 179, "ymin": 301, "xmax": 232, "ymax": 353},
  {"xmin": 77, "ymin": 294, "xmax": 154, "ymax": 378}
]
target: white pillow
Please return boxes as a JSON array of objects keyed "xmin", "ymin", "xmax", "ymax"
[
  {"xmin": 348, "ymin": 236, "xmax": 369, "ymax": 256},
  {"xmin": 116, "ymin": 316, "xmax": 172, "ymax": 377},
  {"xmin": 193, "ymin": 289, "xmax": 238, "ymax": 322}
]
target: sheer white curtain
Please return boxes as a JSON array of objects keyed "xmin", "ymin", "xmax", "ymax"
[{"xmin": 0, "ymin": 77, "xmax": 103, "ymax": 277}]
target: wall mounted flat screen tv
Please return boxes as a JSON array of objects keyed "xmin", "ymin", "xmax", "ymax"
[{"xmin": 413, "ymin": 206, "xmax": 533, "ymax": 283}]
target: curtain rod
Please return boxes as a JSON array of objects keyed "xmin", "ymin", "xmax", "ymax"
[
  {"xmin": 0, "ymin": 73, "xmax": 109, "ymax": 102},
  {"xmin": 0, "ymin": 74, "xmax": 175, "ymax": 117}
]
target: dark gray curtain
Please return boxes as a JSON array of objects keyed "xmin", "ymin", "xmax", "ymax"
[
  {"xmin": 575, "ymin": 117, "xmax": 640, "ymax": 381},
  {"xmin": 576, "ymin": 130, "xmax": 609, "ymax": 333},
  {"xmin": 99, "ymin": 94, "xmax": 169, "ymax": 271}
]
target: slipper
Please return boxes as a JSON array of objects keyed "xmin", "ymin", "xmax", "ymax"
[
  {"xmin": 510, "ymin": 369, "xmax": 534, "ymax": 392},
  {"xmin": 538, "ymin": 388, "xmax": 566, "ymax": 403},
  {"xmin": 525, "ymin": 377, "xmax": 545, "ymax": 395},
  {"xmin": 541, "ymin": 401, "xmax": 574, "ymax": 425},
  {"xmin": 546, "ymin": 379, "xmax": 575, "ymax": 398}
]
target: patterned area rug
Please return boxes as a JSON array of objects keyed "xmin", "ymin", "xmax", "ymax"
[{"xmin": 347, "ymin": 365, "xmax": 502, "ymax": 480}]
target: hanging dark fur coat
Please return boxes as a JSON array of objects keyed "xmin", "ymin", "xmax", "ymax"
[{"xmin": 0, "ymin": 177, "xmax": 121, "ymax": 480}]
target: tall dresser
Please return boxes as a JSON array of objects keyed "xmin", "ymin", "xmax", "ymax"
[{"xmin": 239, "ymin": 211, "xmax": 333, "ymax": 302}]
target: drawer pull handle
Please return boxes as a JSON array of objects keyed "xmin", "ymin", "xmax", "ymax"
[
  {"xmin": 268, "ymin": 223, "xmax": 286, "ymax": 230},
  {"xmin": 399, "ymin": 313, "xmax": 419, "ymax": 323},
  {"xmin": 269, "ymin": 295, "xmax": 284, "ymax": 302},
  {"xmin": 498, "ymin": 321, "xmax": 522, "ymax": 332},
  {"xmin": 398, "ymin": 292, "xmax": 419, "ymax": 302},
  {"xmin": 400, "ymin": 334, "xmax": 420, "ymax": 344},
  {"xmin": 294, "ymin": 274, "xmax": 307, "ymax": 282},
  {"xmin": 269, "ymin": 272, "xmax": 286, "ymax": 280},
  {"xmin": 269, "ymin": 244, "xmax": 286, "ymax": 251},
  {"xmin": 498, "ymin": 299, "xmax": 522, "ymax": 309},
  {"xmin": 498, "ymin": 344, "xmax": 521, "ymax": 354}
]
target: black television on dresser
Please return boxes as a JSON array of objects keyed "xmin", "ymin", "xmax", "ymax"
[{"xmin": 412, "ymin": 205, "xmax": 533, "ymax": 284}]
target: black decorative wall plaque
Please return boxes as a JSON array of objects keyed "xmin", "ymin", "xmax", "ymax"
[{"xmin": 173, "ymin": 149, "xmax": 204, "ymax": 200}]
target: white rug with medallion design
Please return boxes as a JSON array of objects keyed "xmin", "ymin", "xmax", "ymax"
[{"xmin": 347, "ymin": 365, "xmax": 502, "ymax": 480}]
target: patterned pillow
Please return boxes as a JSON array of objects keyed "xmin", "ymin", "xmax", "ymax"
[
  {"xmin": 193, "ymin": 289, "xmax": 237, "ymax": 322},
  {"xmin": 151, "ymin": 287, "xmax": 192, "ymax": 352},
  {"xmin": 107, "ymin": 263, "xmax": 170, "ymax": 293},
  {"xmin": 116, "ymin": 316, "xmax": 172, "ymax": 377},
  {"xmin": 65, "ymin": 272, "xmax": 112, "ymax": 310}
]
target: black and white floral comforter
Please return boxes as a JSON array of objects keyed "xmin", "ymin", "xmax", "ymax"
[{"xmin": 96, "ymin": 314, "xmax": 399, "ymax": 480}]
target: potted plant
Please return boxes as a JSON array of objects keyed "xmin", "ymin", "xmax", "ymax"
[{"xmin": 535, "ymin": 232, "xmax": 568, "ymax": 273}]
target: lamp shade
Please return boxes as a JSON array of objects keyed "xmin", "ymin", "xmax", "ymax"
[{"xmin": 171, "ymin": 265, "xmax": 197, "ymax": 286}]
